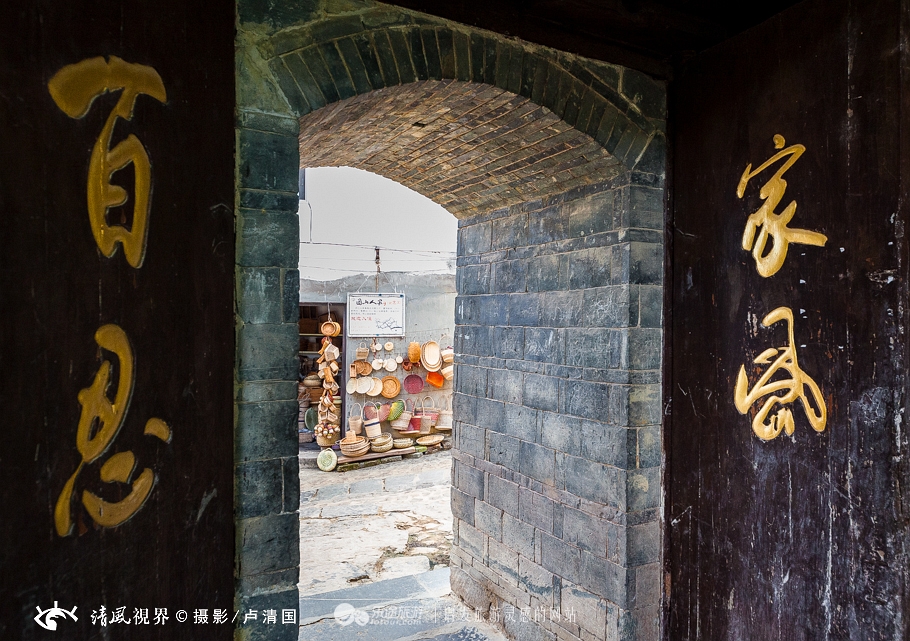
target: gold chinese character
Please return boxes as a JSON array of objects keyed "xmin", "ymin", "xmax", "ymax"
[
  {"xmin": 737, "ymin": 134, "xmax": 827, "ymax": 277},
  {"xmin": 48, "ymin": 56, "xmax": 166, "ymax": 269},
  {"xmin": 55, "ymin": 325, "xmax": 171, "ymax": 536},
  {"xmin": 734, "ymin": 307, "xmax": 827, "ymax": 440}
]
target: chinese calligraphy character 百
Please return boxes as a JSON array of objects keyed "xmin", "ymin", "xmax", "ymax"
[
  {"xmin": 736, "ymin": 134, "xmax": 828, "ymax": 277},
  {"xmin": 54, "ymin": 325, "xmax": 171, "ymax": 536},
  {"xmin": 733, "ymin": 307, "xmax": 827, "ymax": 440},
  {"xmin": 48, "ymin": 56, "xmax": 166, "ymax": 268}
]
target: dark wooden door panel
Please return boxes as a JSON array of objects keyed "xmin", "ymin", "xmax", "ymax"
[{"xmin": 667, "ymin": 0, "xmax": 908, "ymax": 638}]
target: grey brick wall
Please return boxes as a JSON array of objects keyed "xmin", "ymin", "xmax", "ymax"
[
  {"xmin": 235, "ymin": 110, "xmax": 301, "ymax": 641},
  {"xmin": 451, "ymin": 172, "xmax": 664, "ymax": 641}
]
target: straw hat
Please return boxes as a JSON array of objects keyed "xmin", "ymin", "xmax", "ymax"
[{"xmin": 381, "ymin": 376, "xmax": 401, "ymax": 398}]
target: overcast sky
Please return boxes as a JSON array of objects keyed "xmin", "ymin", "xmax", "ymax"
[{"xmin": 298, "ymin": 167, "xmax": 458, "ymax": 281}]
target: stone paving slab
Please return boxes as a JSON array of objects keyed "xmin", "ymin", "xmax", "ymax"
[
  {"xmin": 298, "ymin": 568, "xmax": 507, "ymax": 641},
  {"xmin": 300, "ymin": 567, "xmax": 451, "ymax": 624}
]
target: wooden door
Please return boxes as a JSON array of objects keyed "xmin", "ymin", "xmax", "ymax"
[{"xmin": 666, "ymin": 0, "xmax": 909, "ymax": 638}]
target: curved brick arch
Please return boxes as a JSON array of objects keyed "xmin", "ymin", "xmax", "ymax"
[
  {"xmin": 234, "ymin": 5, "xmax": 666, "ymax": 641},
  {"xmin": 296, "ymin": 80, "xmax": 626, "ymax": 217},
  {"xmin": 248, "ymin": 9, "xmax": 665, "ymax": 175}
]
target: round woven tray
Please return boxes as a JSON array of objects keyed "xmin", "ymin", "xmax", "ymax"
[
  {"xmin": 381, "ymin": 376, "xmax": 401, "ymax": 398},
  {"xmin": 393, "ymin": 438, "xmax": 414, "ymax": 449},
  {"xmin": 416, "ymin": 434, "xmax": 444, "ymax": 447}
]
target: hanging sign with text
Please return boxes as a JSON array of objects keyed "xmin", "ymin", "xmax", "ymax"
[{"xmin": 347, "ymin": 293, "xmax": 405, "ymax": 337}]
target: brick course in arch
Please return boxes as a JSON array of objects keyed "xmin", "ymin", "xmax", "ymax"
[
  {"xmin": 235, "ymin": 5, "xmax": 665, "ymax": 641},
  {"xmin": 297, "ymin": 80, "xmax": 625, "ymax": 216},
  {"xmin": 246, "ymin": 6, "xmax": 666, "ymax": 175}
]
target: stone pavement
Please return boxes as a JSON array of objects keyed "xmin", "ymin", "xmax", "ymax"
[{"xmin": 297, "ymin": 450, "xmax": 507, "ymax": 641}]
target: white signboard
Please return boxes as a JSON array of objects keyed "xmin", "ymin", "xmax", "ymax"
[{"xmin": 347, "ymin": 293, "xmax": 406, "ymax": 337}]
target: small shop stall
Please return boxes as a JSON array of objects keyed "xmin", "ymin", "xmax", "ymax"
[{"xmin": 298, "ymin": 293, "xmax": 455, "ymax": 472}]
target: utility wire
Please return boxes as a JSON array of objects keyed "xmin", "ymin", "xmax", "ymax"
[{"xmin": 299, "ymin": 240, "xmax": 455, "ymax": 256}]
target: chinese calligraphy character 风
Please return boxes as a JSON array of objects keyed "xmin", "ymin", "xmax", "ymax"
[{"xmin": 734, "ymin": 307, "xmax": 827, "ymax": 440}]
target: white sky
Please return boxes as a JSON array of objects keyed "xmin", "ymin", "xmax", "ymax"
[{"xmin": 298, "ymin": 167, "xmax": 458, "ymax": 281}]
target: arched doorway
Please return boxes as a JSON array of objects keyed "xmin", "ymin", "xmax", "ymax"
[{"xmin": 236, "ymin": 7, "xmax": 666, "ymax": 640}]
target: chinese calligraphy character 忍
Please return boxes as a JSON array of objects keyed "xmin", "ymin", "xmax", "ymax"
[
  {"xmin": 734, "ymin": 307, "xmax": 827, "ymax": 440},
  {"xmin": 54, "ymin": 324, "xmax": 171, "ymax": 536},
  {"xmin": 736, "ymin": 134, "xmax": 828, "ymax": 277},
  {"xmin": 48, "ymin": 56, "xmax": 166, "ymax": 268}
]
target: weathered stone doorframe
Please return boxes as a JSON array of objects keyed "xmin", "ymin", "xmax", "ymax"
[{"xmin": 234, "ymin": 6, "xmax": 666, "ymax": 640}]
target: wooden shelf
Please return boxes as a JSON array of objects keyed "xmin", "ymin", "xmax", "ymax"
[{"xmin": 336, "ymin": 446, "xmax": 416, "ymax": 464}]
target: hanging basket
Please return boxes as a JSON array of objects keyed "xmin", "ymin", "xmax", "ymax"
[
  {"xmin": 415, "ymin": 396, "xmax": 437, "ymax": 434},
  {"xmin": 390, "ymin": 399, "xmax": 414, "ymax": 429},
  {"xmin": 347, "ymin": 402, "xmax": 363, "ymax": 435},
  {"xmin": 436, "ymin": 395, "xmax": 453, "ymax": 430},
  {"xmin": 356, "ymin": 342, "xmax": 370, "ymax": 360},
  {"xmin": 364, "ymin": 404, "xmax": 382, "ymax": 438}
]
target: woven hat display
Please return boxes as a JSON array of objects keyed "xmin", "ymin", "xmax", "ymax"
[
  {"xmin": 381, "ymin": 376, "xmax": 401, "ymax": 399},
  {"xmin": 421, "ymin": 341, "xmax": 442, "ymax": 372},
  {"xmin": 403, "ymin": 374, "xmax": 424, "ymax": 394},
  {"xmin": 367, "ymin": 377, "xmax": 383, "ymax": 396},
  {"xmin": 407, "ymin": 342, "xmax": 421, "ymax": 363}
]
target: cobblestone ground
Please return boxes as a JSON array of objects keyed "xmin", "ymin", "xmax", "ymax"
[
  {"xmin": 298, "ymin": 451, "xmax": 454, "ymax": 596},
  {"xmin": 297, "ymin": 450, "xmax": 506, "ymax": 640}
]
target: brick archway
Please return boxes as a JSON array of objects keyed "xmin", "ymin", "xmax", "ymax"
[{"xmin": 236, "ymin": 5, "xmax": 665, "ymax": 641}]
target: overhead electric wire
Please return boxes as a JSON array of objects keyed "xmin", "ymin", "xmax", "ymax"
[{"xmin": 299, "ymin": 240, "xmax": 455, "ymax": 256}]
